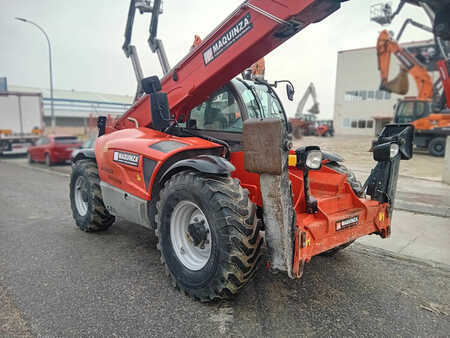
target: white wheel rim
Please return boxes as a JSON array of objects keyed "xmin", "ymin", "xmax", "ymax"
[
  {"xmin": 74, "ymin": 176, "xmax": 88, "ymax": 217},
  {"xmin": 170, "ymin": 200, "xmax": 212, "ymax": 271}
]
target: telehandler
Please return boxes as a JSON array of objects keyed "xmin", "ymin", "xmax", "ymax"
[{"xmin": 70, "ymin": 0, "xmax": 447, "ymax": 301}]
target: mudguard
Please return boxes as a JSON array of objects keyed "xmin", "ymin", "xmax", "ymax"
[{"xmin": 159, "ymin": 155, "xmax": 235, "ymax": 184}]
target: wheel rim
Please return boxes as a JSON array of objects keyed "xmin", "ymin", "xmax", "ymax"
[
  {"xmin": 74, "ymin": 176, "xmax": 89, "ymax": 217},
  {"xmin": 170, "ymin": 200, "xmax": 212, "ymax": 271},
  {"xmin": 434, "ymin": 143, "xmax": 444, "ymax": 153}
]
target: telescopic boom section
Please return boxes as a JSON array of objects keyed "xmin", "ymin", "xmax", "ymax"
[
  {"xmin": 377, "ymin": 30, "xmax": 433, "ymax": 100},
  {"xmin": 114, "ymin": 0, "xmax": 343, "ymax": 130}
]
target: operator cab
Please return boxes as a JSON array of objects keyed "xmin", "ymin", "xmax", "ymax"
[
  {"xmin": 394, "ymin": 99, "xmax": 432, "ymax": 124},
  {"xmin": 182, "ymin": 78, "xmax": 288, "ymax": 148}
]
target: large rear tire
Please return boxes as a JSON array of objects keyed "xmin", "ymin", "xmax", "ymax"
[
  {"xmin": 155, "ymin": 171, "xmax": 262, "ymax": 302},
  {"xmin": 428, "ymin": 137, "xmax": 445, "ymax": 157},
  {"xmin": 70, "ymin": 160, "xmax": 115, "ymax": 232}
]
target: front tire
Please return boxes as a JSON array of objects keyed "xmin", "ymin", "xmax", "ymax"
[
  {"xmin": 155, "ymin": 171, "xmax": 262, "ymax": 301},
  {"xmin": 428, "ymin": 137, "xmax": 445, "ymax": 157},
  {"xmin": 70, "ymin": 160, "xmax": 115, "ymax": 232},
  {"xmin": 27, "ymin": 152, "xmax": 34, "ymax": 164},
  {"xmin": 45, "ymin": 153, "xmax": 53, "ymax": 166}
]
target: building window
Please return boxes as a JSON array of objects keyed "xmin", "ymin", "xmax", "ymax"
[
  {"xmin": 343, "ymin": 118, "xmax": 351, "ymax": 128},
  {"xmin": 368, "ymin": 90, "xmax": 375, "ymax": 100},
  {"xmin": 360, "ymin": 90, "xmax": 367, "ymax": 100},
  {"xmin": 385, "ymin": 92, "xmax": 392, "ymax": 100},
  {"xmin": 375, "ymin": 90, "xmax": 384, "ymax": 100},
  {"xmin": 351, "ymin": 120, "xmax": 357, "ymax": 128},
  {"xmin": 358, "ymin": 120, "xmax": 366, "ymax": 128},
  {"xmin": 367, "ymin": 120, "xmax": 374, "ymax": 128}
]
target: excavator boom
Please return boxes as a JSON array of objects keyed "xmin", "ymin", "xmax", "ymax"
[
  {"xmin": 295, "ymin": 82, "xmax": 319, "ymax": 118},
  {"xmin": 114, "ymin": 0, "xmax": 343, "ymax": 131},
  {"xmin": 377, "ymin": 30, "xmax": 433, "ymax": 100}
]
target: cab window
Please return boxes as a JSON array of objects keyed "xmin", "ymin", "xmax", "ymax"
[
  {"xmin": 395, "ymin": 101, "xmax": 415, "ymax": 123},
  {"xmin": 188, "ymin": 86, "xmax": 242, "ymax": 132}
]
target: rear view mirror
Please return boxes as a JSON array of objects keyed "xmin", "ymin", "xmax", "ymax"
[
  {"xmin": 375, "ymin": 124, "xmax": 415, "ymax": 160},
  {"xmin": 286, "ymin": 84, "xmax": 294, "ymax": 101}
]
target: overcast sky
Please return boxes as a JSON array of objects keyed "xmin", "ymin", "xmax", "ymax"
[{"xmin": 0, "ymin": 0, "xmax": 432, "ymax": 118}]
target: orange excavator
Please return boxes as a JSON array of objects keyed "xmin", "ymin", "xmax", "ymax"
[{"xmin": 377, "ymin": 30, "xmax": 450, "ymax": 156}]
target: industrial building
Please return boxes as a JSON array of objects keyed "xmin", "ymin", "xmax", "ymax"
[
  {"xmin": 333, "ymin": 39, "xmax": 441, "ymax": 136},
  {"xmin": 7, "ymin": 84, "xmax": 132, "ymax": 135}
]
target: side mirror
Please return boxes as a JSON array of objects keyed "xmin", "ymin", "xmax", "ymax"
[
  {"xmin": 286, "ymin": 84, "xmax": 294, "ymax": 101},
  {"xmin": 374, "ymin": 124, "xmax": 415, "ymax": 160},
  {"xmin": 393, "ymin": 104, "xmax": 397, "ymax": 111},
  {"xmin": 373, "ymin": 142, "xmax": 398, "ymax": 162}
]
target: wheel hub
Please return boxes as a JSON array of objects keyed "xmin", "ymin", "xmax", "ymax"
[{"xmin": 187, "ymin": 219, "xmax": 209, "ymax": 249}]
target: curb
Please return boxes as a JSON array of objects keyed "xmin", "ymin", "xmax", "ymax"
[
  {"xmin": 395, "ymin": 200, "xmax": 450, "ymax": 218},
  {"xmin": 352, "ymin": 243, "xmax": 450, "ymax": 273}
]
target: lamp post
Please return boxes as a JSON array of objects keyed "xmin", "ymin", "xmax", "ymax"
[{"xmin": 15, "ymin": 17, "xmax": 55, "ymax": 132}]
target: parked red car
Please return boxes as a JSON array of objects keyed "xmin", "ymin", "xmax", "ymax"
[{"xmin": 28, "ymin": 135, "xmax": 82, "ymax": 166}]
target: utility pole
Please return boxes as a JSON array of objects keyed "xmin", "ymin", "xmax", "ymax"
[{"xmin": 15, "ymin": 17, "xmax": 55, "ymax": 132}]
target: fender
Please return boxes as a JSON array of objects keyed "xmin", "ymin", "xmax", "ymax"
[
  {"xmin": 159, "ymin": 155, "xmax": 235, "ymax": 185},
  {"xmin": 322, "ymin": 151, "xmax": 344, "ymax": 163},
  {"xmin": 72, "ymin": 148, "xmax": 96, "ymax": 163}
]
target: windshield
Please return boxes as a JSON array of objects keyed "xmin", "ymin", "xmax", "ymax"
[
  {"xmin": 54, "ymin": 137, "xmax": 79, "ymax": 144},
  {"xmin": 234, "ymin": 79, "xmax": 285, "ymax": 121},
  {"xmin": 395, "ymin": 100, "xmax": 431, "ymax": 123}
]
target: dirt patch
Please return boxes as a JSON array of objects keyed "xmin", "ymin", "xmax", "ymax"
[{"xmin": 0, "ymin": 283, "xmax": 32, "ymax": 337}]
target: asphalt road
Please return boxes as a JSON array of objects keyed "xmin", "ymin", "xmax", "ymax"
[{"xmin": 0, "ymin": 160, "xmax": 449, "ymax": 337}]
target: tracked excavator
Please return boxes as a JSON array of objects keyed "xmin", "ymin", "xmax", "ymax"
[
  {"xmin": 376, "ymin": 25, "xmax": 450, "ymax": 156},
  {"xmin": 67, "ymin": 0, "xmax": 450, "ymax": 302}
]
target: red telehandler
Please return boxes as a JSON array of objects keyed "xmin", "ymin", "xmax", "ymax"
[{"xmin": 69, "ymin": 0, "xmax": 447, "ymax": 301}]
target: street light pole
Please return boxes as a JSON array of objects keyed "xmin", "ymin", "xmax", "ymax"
[{"xmin": 15, "ymin": 17, "xmax": 55, "ymax": 133}]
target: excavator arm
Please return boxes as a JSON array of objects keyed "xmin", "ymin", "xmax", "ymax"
[
  {"xmin": 295, "ymin": 82, "xmax": 319, "ymax": 118},
  {"xmin": 114, "ymin": 0, "xmax": 345, "ymax": 131},
  {"xmin": 376, "ymin": 30, "xmax": 433, "ymax": 100}
]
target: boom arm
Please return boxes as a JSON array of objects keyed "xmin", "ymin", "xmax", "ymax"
[
  {"xmin": 295, "ymin": 82, "xmax": 319, "ymax": 118},
  {"xmin": 377, "ymin": 30, "xmax": 433, "ymax": 100},
  {"xmin": 114, "ymin": 0, "xmax": 344, "ymax": 130}
]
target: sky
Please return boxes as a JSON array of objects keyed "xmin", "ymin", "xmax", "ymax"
[{"xmin": 0, "ymin": 0, "xmax": 432, "ymax": 118}]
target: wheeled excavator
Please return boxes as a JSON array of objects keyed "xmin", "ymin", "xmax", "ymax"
[
  {"xmin": 373, "ymin": 1, "xmax": 450, "ymax": 156},
  {"xmin": 68, "ymin": 0, "xmax": 447, "ymax": 301}
]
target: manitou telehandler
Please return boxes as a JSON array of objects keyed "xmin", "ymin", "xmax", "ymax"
[
  {"xmin": 373, "ymin": 2, "xmax": 450, "ymax": 156},
  {"xmin": 70, "ymin": 0, "xmax": 448, "ymax": 301}
]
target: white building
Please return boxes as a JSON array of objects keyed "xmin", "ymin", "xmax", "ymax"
[
  {"xmin": 8, "ymin": 85, "xmax": 133, "ymax": 135},
  {"xmin": 333, "ymin": 39, "xmax": 441, "ymax": 136}
]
